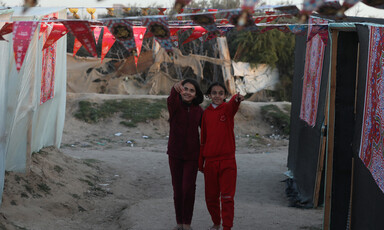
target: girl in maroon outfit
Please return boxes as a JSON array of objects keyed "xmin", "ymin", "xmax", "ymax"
[
  {"xmin": 167, "ymin": 79, "xmax": 204, "ymax": 230},
  {"xmin": 199, "ymin": 82, "xmax": 244, "ymax": 230}
]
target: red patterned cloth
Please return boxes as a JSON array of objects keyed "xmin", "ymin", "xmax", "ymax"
[
  {"xmin": 360, "ymin": 26, "xmax": 384, "ymax": 193},
  {"xmin": 299, "ymin": 17, "xmax": 328, "ymax": 127},
  {"xmin": 40, "ymin": 23, "xmax": 57, "ymax": 104}
]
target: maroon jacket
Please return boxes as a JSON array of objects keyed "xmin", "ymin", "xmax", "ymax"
[{"xmin": 167, "ymin": 87, "xmax": 203, "ymax": 161}]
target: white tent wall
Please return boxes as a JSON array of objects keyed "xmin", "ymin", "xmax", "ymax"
[
  {"xmin": 4, "ymin": 7, "xmax": 67, "ymax": 174},
  {"xmin": 0, "ymin": 9, "xmax": 15, "ymax": 207}
]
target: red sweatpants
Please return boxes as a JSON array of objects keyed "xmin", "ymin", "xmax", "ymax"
[
  {"xmin": 169, "ymin": 156, "xmax": 198, "ymax": 225},
  {"xmin": 204, "ymin": 158, "xmax": 237, "ymax": 230}
]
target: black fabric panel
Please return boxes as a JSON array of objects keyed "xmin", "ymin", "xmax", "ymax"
[
  {"xmin": 287, "ymin": 33, "xmax": 330, "ymax": 207},
  {"xmin": 350, "ymin": 24, "xmax": 384, "ymax": 230},
  {"xmin": 329, "ymin": 31, "xmax": 358, "ymax": 230}
]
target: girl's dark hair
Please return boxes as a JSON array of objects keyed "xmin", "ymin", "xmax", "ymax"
[
  {"xmin": 205, "ymin": 81, "xmax": 228, "ymax": 96},
  {"xmin": 182, "ymin": 78, "xmax": 204, "ymax": 105}
]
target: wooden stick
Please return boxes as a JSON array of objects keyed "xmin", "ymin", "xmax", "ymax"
[
  {"xmin": 313, "ymin": 117, "xmax": 328, "ymax": 207},
  {"xmin": 323, "ymin": 29, "xmax": 339, "ymax": 230},
  {"xmin": 217, "ymin": 37, "xmax": 236, "ymax": 95}
]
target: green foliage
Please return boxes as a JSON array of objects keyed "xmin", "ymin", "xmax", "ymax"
[
  {"xmin": 74, "ymin": 99, "xmax": 167, "ymax": 126},
  {"xmin": 229, "ymin": 29, "xmax": 296, "ymax": 101},
  {"xmin": 260, "ymin": 104, "xmax": 291, "ymax": 135}
]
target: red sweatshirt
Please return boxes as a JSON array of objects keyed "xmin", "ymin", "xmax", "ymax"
[
  {"xmin": 199, "ymin": 95, "xmax": 241, "ymax": 170},
  {"xmin": 167, "ymin": 87, "xmax": 203, "ymax": 161}
]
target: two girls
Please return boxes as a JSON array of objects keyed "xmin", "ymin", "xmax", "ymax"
[{"xmin": 167, "ymin": 80, "xmax": 243, "ymax": 230}]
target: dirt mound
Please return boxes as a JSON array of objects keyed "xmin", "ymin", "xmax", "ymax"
[{"xmin": 0, "ymin": 146, "xmax": 112, "ymax": 229}]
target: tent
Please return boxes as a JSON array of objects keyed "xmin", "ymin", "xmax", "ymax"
[
  {"xmin": 288, "ymin": 15, "xmax": 384, "ymax": 229},
  {"xmin": 0, "ymin": 7, "xmax": 67, "ymax": 206}
]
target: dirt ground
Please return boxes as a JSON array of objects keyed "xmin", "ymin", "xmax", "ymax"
[{"xmin": 0, "ymin": 93, "xmax": 323, "ymax": 230}]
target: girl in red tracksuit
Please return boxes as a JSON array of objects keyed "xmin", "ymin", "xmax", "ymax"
[
  {"xmin": 167, "ymin": 79, "xmax": 204, "ymax": 230},
  {"xmin": 199, "ymin": 82, "xmax": 244, "ymax": 230}
]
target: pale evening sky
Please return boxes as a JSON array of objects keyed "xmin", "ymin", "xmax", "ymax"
[{"xmin": 1, "ymin": 0, "xmax": 383, "ymax": 18}]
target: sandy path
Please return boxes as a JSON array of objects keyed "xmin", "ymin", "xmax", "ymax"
[{"xmin": 62, "ymin": 140, "xmax": 323, "ymax": 230}]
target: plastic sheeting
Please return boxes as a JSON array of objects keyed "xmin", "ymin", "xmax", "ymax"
[
  {"xmin": 232, "ymin": 62, "xmax": 279, "ymax": 95},
  {"xmin": 0, "ymin": 9, "xmax": 14, "ymax": 209},
  {"xmin": 0, "ymin": 7, "xmax": 67, "ymax": 206}
]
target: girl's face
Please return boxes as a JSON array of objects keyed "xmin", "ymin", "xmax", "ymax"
[
  {"xmin": 209, "ymin": 85, "xmax": 226, "ymax": 105},
  {"xmin": 181, "ymin": 82, "xmax": 196, "ymax": 103}
]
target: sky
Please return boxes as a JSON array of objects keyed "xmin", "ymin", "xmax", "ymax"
[{"xmin": 1, "ymin": 0, "xmax": 383, "ymax": 18}]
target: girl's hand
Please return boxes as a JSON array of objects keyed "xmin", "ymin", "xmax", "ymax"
[
  {"xmin": 235, "ymin": 93, "xmax": 244, "ymax": 102},
  {"xmin": 174, "ymin": 81, "xmax": 184, "ymax": 93}
]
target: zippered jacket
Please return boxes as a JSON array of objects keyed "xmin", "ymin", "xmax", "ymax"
[
  {"xmin": 199, "ymin": 95, "xmax": 241, "ymax": 169},
  {"xmin": 167, "ymin": 87, "xmax": 203, "ymax": 160}
]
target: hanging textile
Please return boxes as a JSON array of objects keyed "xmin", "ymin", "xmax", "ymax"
[
  {"xmin": 133, "ymin": 26, "xmax": 147, "ymax": 66},
  {"xmin": 359, "ymin": 26, "xmax": 384, "ymax": 193},
  {"xmin": 265, "ymin": 15, "xmax": 279, "ymax": 23},
  {"xmin": 13, "ymin": 21, "xmax": 39, "ymax": 72},
  {"xmin": 220, "ymin": 19, "xmax": 229, "ymax": 25},
  {"xmin": 142, "ymin": 17, "xmax": 173, "ymax": 52},
  {"xmin": 158, "ymin": 8, "xmax": 167, "ymax": 15},
  {"xmin": 62, "ymin": 20, "xmax": 97, "ymax": 57},
  {"xmin": 204, "ymin": 26, "xmax": 233, "ymax": 42},
  {"xmin": 254, "ymin": 16, "xmax": 266, "ymax": 24},
  {"xmin": 170, "ymin": 28, "xmax": 180, "ymax": 47},
  {"xmin": 177, "ymin": 8, "xmax": 184, "ymax": 20},
  {"xmin": 93, "ymin": 26, "xmax": 102, "ymax": 44},
  {"xmin": 73, "ymin": 38, "xmax": 82, "ymax": 56},
  {"xmin": 40, "ymin": 12, "xmax": 58, "ymax": 104},
  {"xmin": 40, "ymin": 28, "xmax": 57, "ymax": 104},
  {"xmin": 307, "ymin": 24, "xmax": 329, "ymax": 45},
  {"xmin": 71, "ymin": 26, "xmax": 97, "ymax": 56},
  {"xmin": 276, "ymin": 25, "xmax": 291, "ymax": 33},
  {"xmin": 0, "ymin": 22, "xmax": 13, "ymax": 41},
  {"xmin": 190, "ymin": 13, "xmax": 218, "ymax": 33},
  {"xmin": 207, "ymin": 9, "xmax": 218, "ymax": 19},
  {"xmin": 101, "ymin": 27, "xmax": 115, "ymax": 62},
  {"xmin": 288, "ymin": 24, "xmax": 307, "ymax": 35},
  {"xmin": 299, "ymin": 17, "xmax": 328, "ymax": 127},
  {"xmin": 104, "ymin": 19, "xmax": 136, "ymax": 54},
  {"xmin": 182, "ymin": 26, "xmax": 207, "ymax": 45},
  {"xmin": 39, "ymin": 23, "xmax": 48, "ymax": 38},
  {"xmin": 42, "ymin": 23, "xmax": 68, "ymax": 50}
]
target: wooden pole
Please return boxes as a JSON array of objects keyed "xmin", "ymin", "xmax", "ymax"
[
  {"xmin": 313, "ymin": 91, "xmax": 329, "ymax": 208},
  {"xmin": 323, "ymin": 29, "xmax": 339, "ymax": 230},
  {"xmin": 217, "ymin": 36, "xmax": 236, "ymax": 95}
]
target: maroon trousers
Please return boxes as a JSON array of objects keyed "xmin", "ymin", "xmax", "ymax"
[
  {"xmin": 204, "ymin": 158, "xmax": 237, "ymax": 230},
  {"xmin": 169, "ymin": 156, "xmax": 199, "ymax": 225}
]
